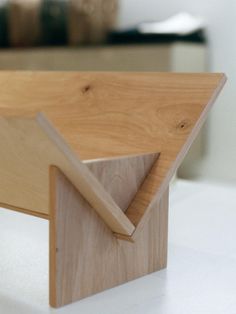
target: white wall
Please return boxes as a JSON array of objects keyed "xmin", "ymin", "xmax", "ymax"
[{"xmin": 118, "ymin": 0, "xmax": 236, "ymax": 183}]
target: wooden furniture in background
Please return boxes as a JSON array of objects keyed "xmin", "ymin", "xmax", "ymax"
[
  {"xmin": 0, "ymin": 43, "xmax": 205, "ymax": 71},
  {"xmin": 7, "ymin": 0, "xmax": 118, "ymax": 46},
  {"xmin": 0, "ymin": 72, "xmax": 225, "ymax": 307}
]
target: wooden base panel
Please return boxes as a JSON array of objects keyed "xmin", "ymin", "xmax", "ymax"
[{"xmin": 50, "ymin": 167, "xmax": 169, "ymax": 308}]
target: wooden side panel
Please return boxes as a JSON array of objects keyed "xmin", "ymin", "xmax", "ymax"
[
  {"xmin": 50, "ymin": 167, "xmax": 169, "ymax": 308},
  {"xmin": 0, "ymin": 116, "xmax": 139, "ymax": 235}
]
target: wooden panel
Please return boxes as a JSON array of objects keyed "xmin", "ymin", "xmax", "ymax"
[
  {"xmin": 0, "ymin": 72, "xmax": 225, "ymax": 236},
  {"xmin": 85, "ymin": 153, "xmax": 159, "ymax": 213},
  {"xmin": 0, "ymin": 115, "xmax": 145, "ymax": 235},
  {"xmin": 50, "ymin": 166, "xmax": 169, "ymax": 307}
]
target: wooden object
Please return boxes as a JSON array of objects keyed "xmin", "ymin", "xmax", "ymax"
[
  {"xmin": 0, "ymin": 72, "xmax": 225, "ymax": 307},
  {"xmin": 0, "ymin": 43, "xmax": 206, "ymax": 71},
  {"xmin": 50, "ymin": 164, "xmax": 168, "ymax": 307},
  {"xmin": 0, "ymin": 114, "xmax": 137, "ymax": 234}
]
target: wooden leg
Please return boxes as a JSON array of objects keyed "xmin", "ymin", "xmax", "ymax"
[{"xmin": 49, "ymin": 167, "xmax": 169, "ymax": 308}]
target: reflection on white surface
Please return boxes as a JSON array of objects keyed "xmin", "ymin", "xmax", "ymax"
[{"xmin": 0, "ymin": 179, "xmax": 236, "ymax": 314}]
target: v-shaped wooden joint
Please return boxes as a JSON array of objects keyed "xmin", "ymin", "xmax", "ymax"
[
  {"xmin": 0, "ymin": 113, "xmax": 161, "ymax": 239},
  {"xmin": 84, "ymin": 152, "xmax": 160, "ymax": 242},
  {"xmin": 37, "ymin": 113, "xmax": 161, "ymax": 241}
]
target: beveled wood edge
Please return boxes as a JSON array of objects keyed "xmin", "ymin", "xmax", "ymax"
[
  {"xmin": 83, "ymin": 152, "xmax": 160, "ymax": 164},
  {"xmin": 49, "ymin": 165, "xmax": 58, "ymax": 308},
  {"xmin": 0, "ymin": 201, "xmax": 49, "ymax": 220}
]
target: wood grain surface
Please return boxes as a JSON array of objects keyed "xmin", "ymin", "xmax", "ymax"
[
  {"xmin": 50, "ymin": 166, "xmax": 169, "ymax": 307},
  {"xmin": 0, "ymin": 72, "xmax": 226, "ymax": 307},
  {"xmin": 85, "ymin": 153, "xmax": 159, "ymax": 213},
  {"xmin": 0, "ymin": 72, "xmax": 226, "ymax": 236}
]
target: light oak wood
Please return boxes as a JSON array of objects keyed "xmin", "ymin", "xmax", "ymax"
[
  {"xmin": 0, "ymin": 112, "xmax": 159, "ymax": 236},
  {"xmin": 0, "ymin": 72, "xmax": 226, "ymax": 307},
  {"xmin": 0, "ymin": 72, "xmax": 226, "ymax": 238},
  {"xmin": 0, "ymin": 115, "xmax": 139, "ymax": 235},
  {"xmin": 50, "ymin": 166, "xmax": 169, "ymax": 307},
  {"xmin": 85, "ymin": 153, "xmax": 159, "ymax": 213}
]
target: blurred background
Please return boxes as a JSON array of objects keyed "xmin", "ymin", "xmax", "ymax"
[
  {"xmin": 0, "ymin": 0, "xmax": 233, "ymax": 183},
  {"xmin": 0, "ymin": 2, "xmax": 236, "ymax": 314}
]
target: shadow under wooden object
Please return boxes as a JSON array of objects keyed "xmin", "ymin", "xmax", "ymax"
[{"xmin": 0, "ymin": 72, "xmax": 226, "ymax": 307}]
